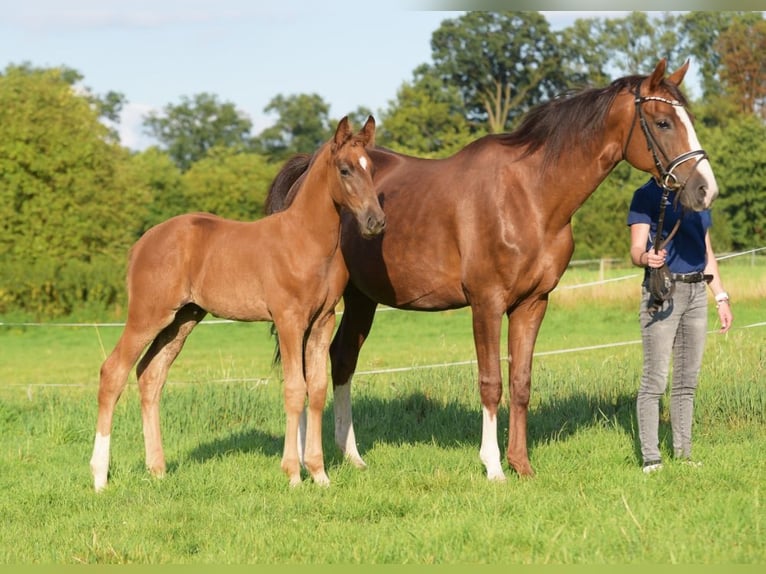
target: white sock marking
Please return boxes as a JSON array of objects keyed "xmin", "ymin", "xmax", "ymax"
[
  {"xmin": 90, "ymin": 432, "xmax": 111, "ymax": 492},
  {"xmin": 480, "ymin": 406, "xmax": 506, "ymax": 481}
]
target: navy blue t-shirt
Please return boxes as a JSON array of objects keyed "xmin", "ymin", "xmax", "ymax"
[{"xmin": 627, "ymin": 178, "xmax": 711, "ymax": 274}]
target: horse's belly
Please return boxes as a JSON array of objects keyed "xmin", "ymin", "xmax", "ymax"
[{"xmin": 354, "ymin": 270, "xmax": 467, "ymax": 311}]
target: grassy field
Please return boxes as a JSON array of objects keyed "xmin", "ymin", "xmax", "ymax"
[{"xmin": 0, "ymin": 259, "xmax": 764, "ymax": 563}]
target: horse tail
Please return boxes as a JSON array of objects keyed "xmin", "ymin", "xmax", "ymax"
[
  {"xmin": 264, "ymin": 153, "xmax": 313, "ymax": 215},
  {"xmin": 269, "ymin": 324, "xmax": 282, "ymax": 367}
]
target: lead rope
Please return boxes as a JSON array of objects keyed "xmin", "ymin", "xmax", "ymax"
[{"xmin": 653, "ymin": 187, "xmax": 681, "ymax": 254}]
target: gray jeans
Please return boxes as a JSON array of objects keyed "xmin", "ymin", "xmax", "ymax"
[{"xmin": 637, "ymin": 281, "xmax": 708, "ymax": 463}]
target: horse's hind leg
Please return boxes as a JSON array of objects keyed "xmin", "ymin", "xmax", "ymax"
[
  {"xmin": 136, "ymin": 304, "xmax": 206, "ymax": 478},
  {"xmin": 91, "ymin": 325, "xmax": 153, "ymax": 492},
  {"xmin": 330, "ymin": 285, "xmax": 378, "ymax": 469},
  {"xmin": 273, "ymin": 316, "xmax": 309, "ymax": 486},
  {"xmin": 302, "ymin": 311, "xmax": 336, "ymax": 486}
]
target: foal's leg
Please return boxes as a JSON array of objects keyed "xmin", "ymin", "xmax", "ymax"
[
  {"xmin": 91, "ymin": 324, "xmax": 153, "ymax": 492},
  {"xmin": 471, "ymin": 300, "xmax": 506, "ymax": 481},
  {"xmin": 301, "ymin": 311, "xmax": 336, "ymax": 486},
  {"xmin": 135, "ymin": 304, "xmax": 206, "ymax": 478},
  {"xmin": 505, "ymin": 296, "xmax": 548, "ymax": 477},
  {"xmin": 329, "ymin": 285, "xmax": 378, "ymax": 468},
  {"xmin": 274, "ymin": 317, "xmax": 309, "ymax": 486}
]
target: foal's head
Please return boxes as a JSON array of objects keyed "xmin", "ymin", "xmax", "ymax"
[{"xmin": 325, "ymin": 116, "xmax": 385, "ymax": 238}]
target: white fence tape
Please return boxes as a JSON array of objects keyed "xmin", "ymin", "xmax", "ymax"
[{"xmin": 2, "ymin": 246, "xmax": 763, "ymax": 389}]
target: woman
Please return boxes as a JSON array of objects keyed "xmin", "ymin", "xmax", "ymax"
[{"xmin": 628, "ymin": 177, "xmax": 733, "ymax": 473}]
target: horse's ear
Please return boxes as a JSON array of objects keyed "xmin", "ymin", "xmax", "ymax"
[
  {"xmin": 334, "ymin": 116, "xmax": 352, "ymax": 148},
  {"xmin": 667, "ymin": 59, "xmax": 689, "ymax": 87},
  {"xmin": 648, "ymin": 59, "xmax": 668, "ymax": 90},
  {"xmin": 360, "ymin": 115, "xmax": 376, "ymax": 148}
]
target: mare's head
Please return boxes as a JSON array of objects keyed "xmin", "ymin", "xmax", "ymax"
[
  {"xmin": 621, "ymin": 59, "xmax": 718, "ymax": 211},
  {"xmin": 323, "ymin": 115, "xmax": 385, "ymax": 238}
]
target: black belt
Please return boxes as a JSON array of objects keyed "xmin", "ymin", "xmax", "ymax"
[{"xmin": 671, "ymin": 272, "xmax": 709, "ymax": 283}]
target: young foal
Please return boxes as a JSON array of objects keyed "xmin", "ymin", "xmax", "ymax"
[{"xmin": 90, "ymin": 116, "xmax": 385, "ymax": 491}]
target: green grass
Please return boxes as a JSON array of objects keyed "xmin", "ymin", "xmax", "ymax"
[{"xmin": 0, "ymin": 261, "xmax": 764, "ymax": 563}]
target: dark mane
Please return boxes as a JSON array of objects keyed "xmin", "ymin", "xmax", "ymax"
[
  {"xmin": 264, "ymin": 153, "xmax": 312, "ymax": 215},
  {"xmin": 498, "ymin": 74, "xmax": 689, "ymax": 169}
]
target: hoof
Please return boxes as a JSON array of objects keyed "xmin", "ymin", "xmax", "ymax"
[
  {"xmin": 346, "ymin": 453, "xmax": 368, "ymax": 470},
  {"xmin": 312, "ymin": 472, "xmax": 331, "ymax": 487},
  {"xmin": 487, "ymin": 469, "xmax": 507, "ymax": 482},
  {"xmin": 288, "ymin": 475, "xmax": 303, "ymax": 488}
]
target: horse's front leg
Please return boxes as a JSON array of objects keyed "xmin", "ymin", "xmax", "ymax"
[
  {"xmin": 506, "ymin": 296, "xmax": 549, "ymax": 477},
  {"xmin": 274, "ymin": 318, "xmax": 308, "ymax": 486},
  {"xmin": 471, "ymin": 301, "xmax": 506, "ymax": 481},
  {"xmin": 330, "ymin": 284, "xmax": 378, "ymax": 469},
  {"xmin": 302, "ymin": 311, "xmax": 336, "ymax": 486}
]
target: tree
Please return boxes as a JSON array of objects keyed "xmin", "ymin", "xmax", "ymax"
[
  {"xmin": 254, "ymin": 93, "xmax": 332, "ymax": 161},
  {"xmin": 181, "ymin": 146, "xmax": 279, "ymax": 221},
  {"xmin": 378, "ymin": 64, "xmax": 476, "ymax": 157},
  {"xmin": 555, "ymin": 16, "xmax": 611, "ymax": 89},
  {"xmin": 143, "ymin": 93, "xmax": 254, "ymax": 171},
  {"xmin": 596, "ymin": 12, "xmax": 686, "ymax": 77},
  {"xmin": 0, "ymin": 65, "xmax": 149, "ymax": 315},
  {"xmin": 678, "ymin": 11, "xmax": 764, "ymax": 101},
  {"xmin": 430, "ymin": 12, "xmax": 566, "ymax": 133},
  {"xmin": 715, "ymin": 18, "xmax": 766, "ymax": 119},
  {"xmin": 126, "ymin": 147, "xmax": 187, "ymax": 232},
  {"xmin": 700, "ymin": 116, "xmax": 766, "ymax": 250}
]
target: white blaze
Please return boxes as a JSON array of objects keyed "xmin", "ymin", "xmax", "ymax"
[
  {"xmin": 675, "ymin": 106, "xmax": 718, "ymax": 198},
  {"xmin": 359, "ymin": 156, "xmax": 368, "ymax": 172}
]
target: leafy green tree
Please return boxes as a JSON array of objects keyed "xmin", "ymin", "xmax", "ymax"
[
  {"xmin": 378, "ymin": 65, "xmax": 476, "ymax": 157},
  {"xmin": 700, "ymin": 116, "xmax": 766, "ymax": 250},
  {"xmin": 430, "ymin": 11, "xmax": 566, "ymax": 133},
  {"xmin": 126, "ymin": 147, "xmax": 187, "ymax": 232},
  {"xmin": 144, "ymin": 93, "xmax": 254, "ymax": 171},
  {"xmin": 254, "ymin": 93, "xmax": 332, "ymax": 161},
  {"xmin": 181, "ymin": 146, "xmax": 279, "ymax": 221},
  {"xmin": 0, "ymin": 65, "xmax": 149, "ymax": 315},
  {"xmin": 679, "ymin": 11, "xmax": 764, "ymax": 101},
  {"xmin": 555, "ymin": 16, "xmax": 611, "ymax": 88},
  {"xmin": 596, "ymin": 12, "xmax": 686, "ymax": 77}
]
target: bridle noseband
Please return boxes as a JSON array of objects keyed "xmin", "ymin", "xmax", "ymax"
[{"xmin": 624, "ymin": 82, "xmax": 708, "ymax": 194}]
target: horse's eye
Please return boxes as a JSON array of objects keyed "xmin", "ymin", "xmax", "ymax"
[
  {"xmin": 656, "ymin": 119, "xmax": 671, "ymax": 130},
  {"xmin": 340, "ymin": 167, "xmax": 351, "ymax": 177}
]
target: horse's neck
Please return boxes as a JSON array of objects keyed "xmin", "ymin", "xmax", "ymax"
[
  {"xmin": 537, "ymin": 135, "xmax": 624, "ymax": 227},
  {"xmin": 284, "ymin": 155, "xmax": 341, "ymax": 247}
]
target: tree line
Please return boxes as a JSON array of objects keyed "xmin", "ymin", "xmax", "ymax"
[{"xmin": 1, "ymin": 11, "xmax": 764, "ymax": 318}]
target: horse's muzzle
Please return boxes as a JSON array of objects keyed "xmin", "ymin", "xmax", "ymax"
[{"xmin": 361, "ymin": 212, "xmax": 386, "ymax": 238}]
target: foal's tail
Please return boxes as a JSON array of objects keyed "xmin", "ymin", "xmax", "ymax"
[{"xmin": 266, "ymin": 153, "xmax": 314, "ymax": 366}]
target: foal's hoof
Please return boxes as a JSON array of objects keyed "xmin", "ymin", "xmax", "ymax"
[
  {"xmin": 288, "ymin": 475, "xmax": 303, "ymax": 488},
  {"xmin": 312, "ymin": 472, "xmax": 331, "ymax": 487}
]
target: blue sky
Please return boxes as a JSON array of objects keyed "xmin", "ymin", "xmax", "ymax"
[{"xmin": 1, "ymin": 1, "xmax": 641, "ymax": 149}]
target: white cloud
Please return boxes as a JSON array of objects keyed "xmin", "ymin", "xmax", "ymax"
[{"xmin": 116, "ymin": 102, "xmax": 158, "ymax": 150}]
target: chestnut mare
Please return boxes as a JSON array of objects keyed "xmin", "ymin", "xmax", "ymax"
[
  {"xmin": 90, "ymin": 116, "xmax": 385, "ymax": 491},
  {"xmin": 265, "ymin": 60, "xmax": 718, "ymax": 481}
]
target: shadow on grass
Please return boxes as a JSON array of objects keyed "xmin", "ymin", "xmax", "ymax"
[{"xmin": 186, "ymin": 389, "xmax": 659, "ymax": 474}]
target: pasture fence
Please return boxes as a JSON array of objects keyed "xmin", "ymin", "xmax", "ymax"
[{"xmin": 2, "ymin": 246, "xmax": 764, "ymax": 391}]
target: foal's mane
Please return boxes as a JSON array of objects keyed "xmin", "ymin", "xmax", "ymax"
[{"xmin": 497, "ymin": 73, "xmax": 689, "ymax": 169}]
